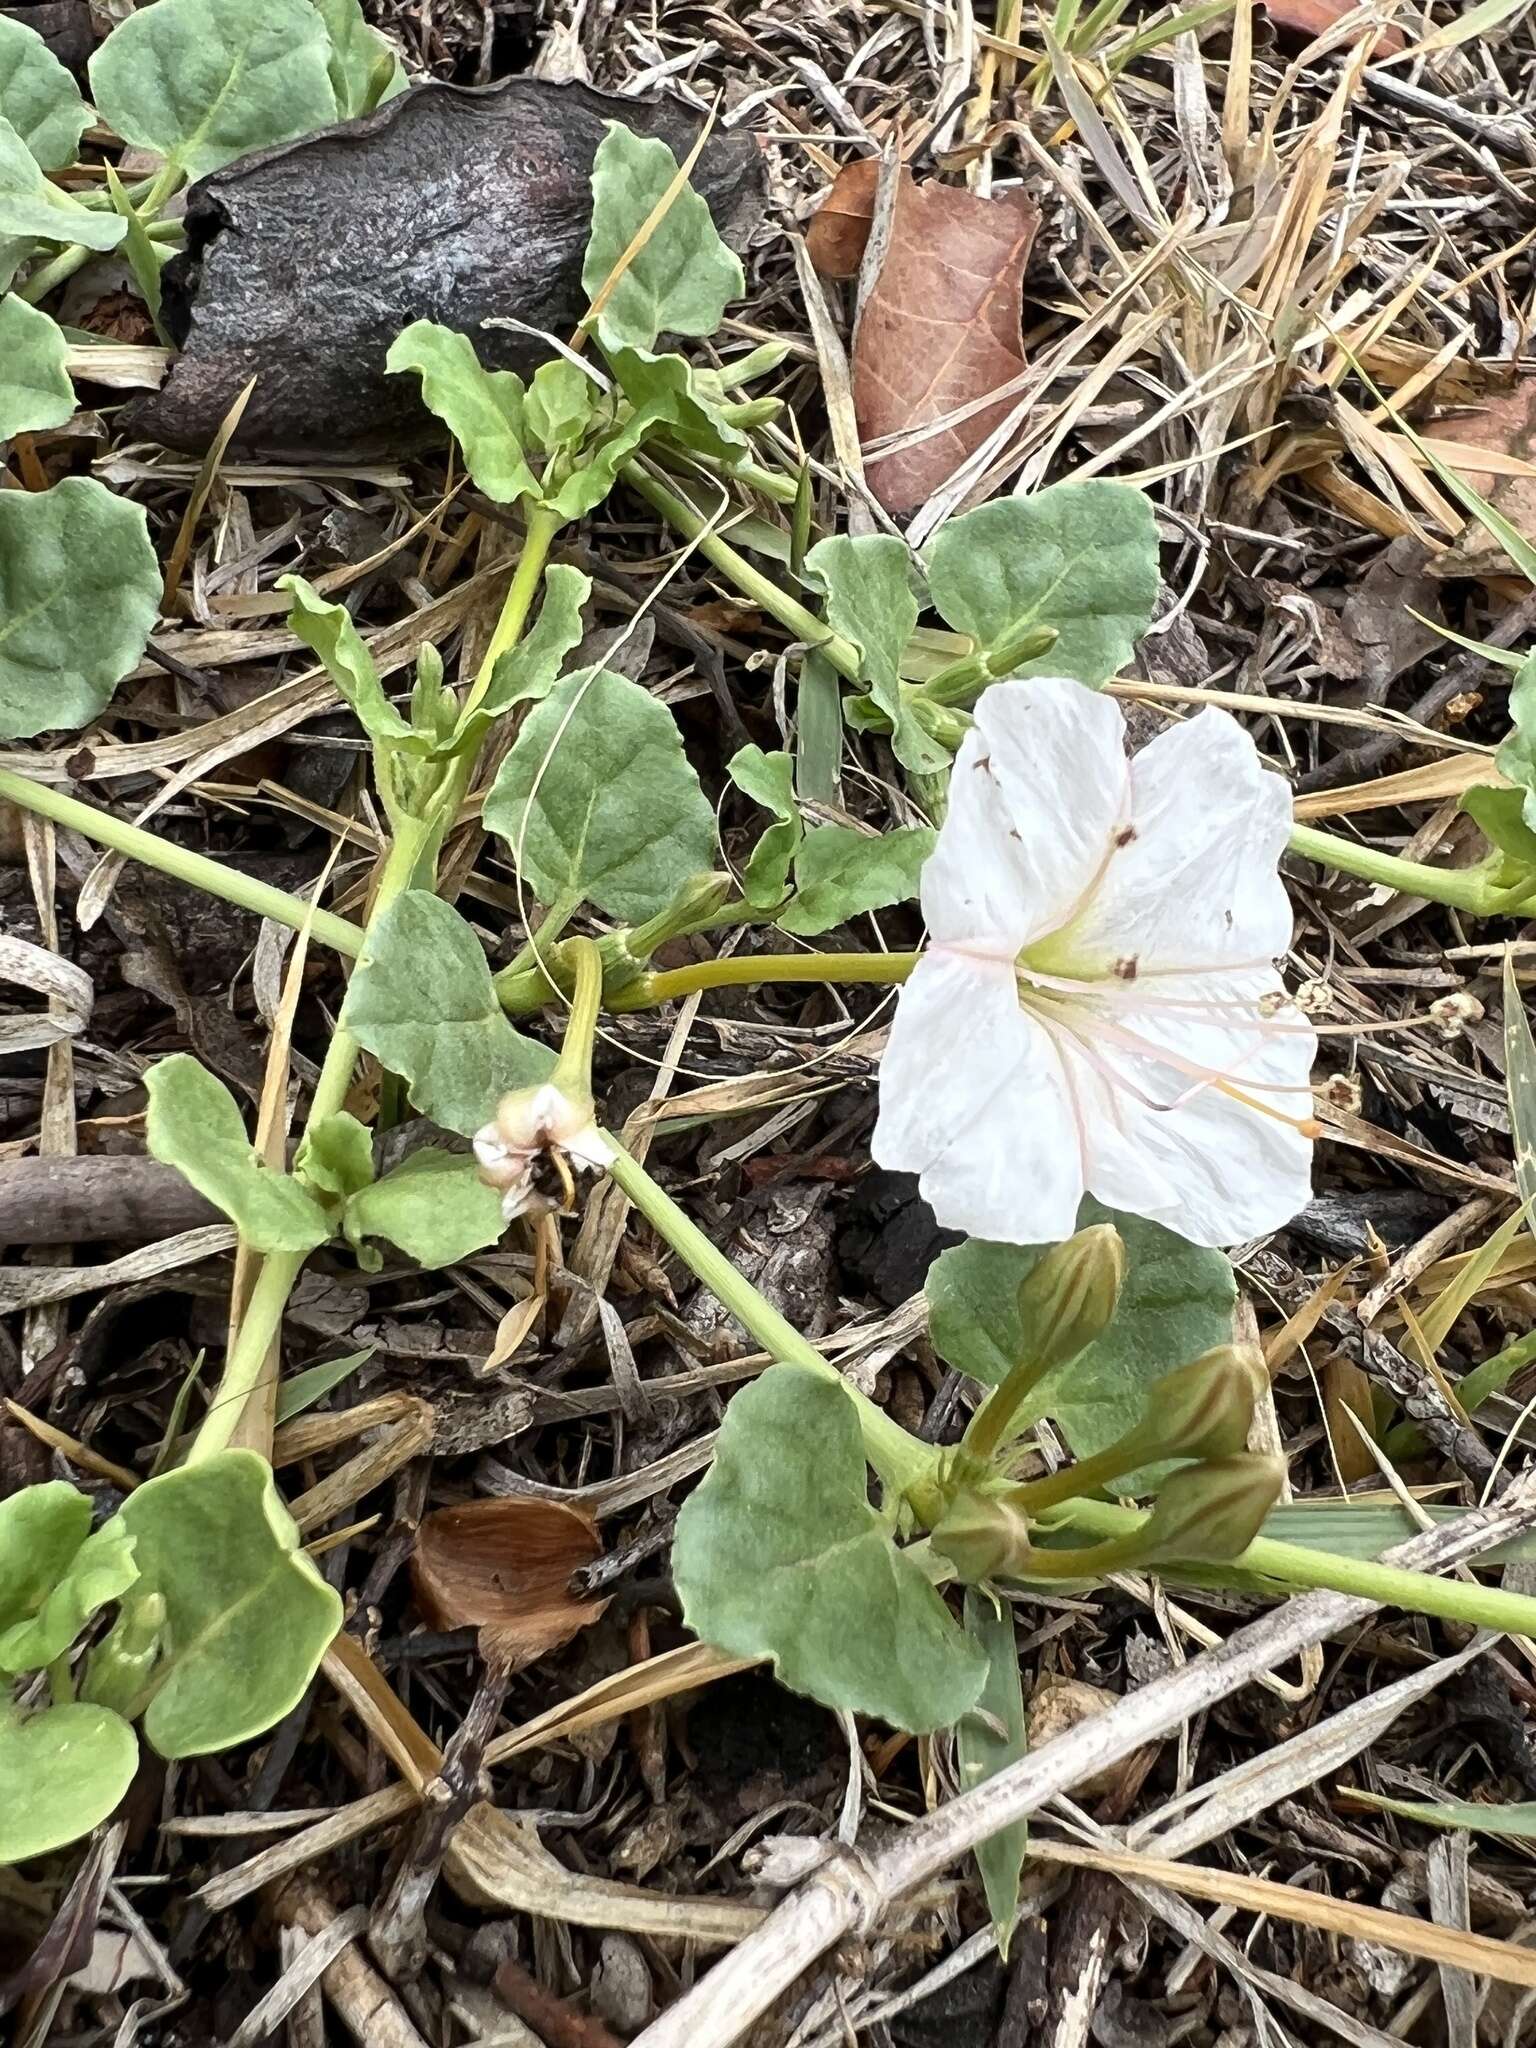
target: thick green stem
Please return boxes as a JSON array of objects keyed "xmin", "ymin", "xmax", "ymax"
[
  {"xmin": 463, "ymin": 506, "xmax": 562, "ymax": 716},
  {"xmin": 551, "ymin": 937, "xmax": 604, "ymax": 1100},
  {"xmin": 602, "ymin": 1136, "xmax": 936, "ymax": 1496},
  {"xmin": 189, "ymin": 819, "xmax": 428, "ymax": 1461},
  {"xmin": 621, "ymin": 461, "xmax": 864, "ymax": 683},
  {"xmin": 0, "ymin": 768, "xmax": 365, "ymax": 956},
  {"xmin": 1052, "ymin": 1494, "xmax": 1536, "ymax": 1636},
  {"xmin": 18, "ymin": 242, "xmax": 94, "ymax": 304},
  {"xmin": 1288, "ymin": 822, "xmax": 1534, "ymax": 917},
  {"xmin": 623, "ymin": 949, "xmax": 920, "ymax": 1008}
]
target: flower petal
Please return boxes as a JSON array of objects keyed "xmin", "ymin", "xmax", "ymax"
[
  {"xmin": 1058, "ymin": 708, "xmax": 1294, "ymax": 977},
  {"xmin": 921, "ymin": 676, "xmax": 1131, "ymax": 954},
  {"xmin": 873, "ymin": 947, "xmax": 1086, "ymax": 1242},
  {"xmin": 1046, "ymin": 967, "xmax": 1315, "ymax": 1246}
]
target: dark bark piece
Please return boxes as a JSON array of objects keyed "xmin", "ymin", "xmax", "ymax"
[
  {"xmin": 0, "ymin": 3, "xmax": 92, "ymax": 69},
  {"xmin": 131, "ymin": 78, "xmax": 764, "ymax": 457},
  {"xmin": 0, "ymin": 1155, "xmax": 219, "ymax": 1245}
]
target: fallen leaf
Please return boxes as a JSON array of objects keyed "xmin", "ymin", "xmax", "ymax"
[
  {"xmin": 853, "ymin": 171, "xmax": 1038, "ymax": 514},
  {"xmin": 806, "ymin": 156, "xmax": 879, "ymax": 280},
  {"xmin": 1260, "ymin": 1, "xmax": 1407, "ymax": 53},
  {"xmin": 1428, "ymin": 380, "xmax": 1536, "ymax": 582},
  {"xmin": 411, "ymin": 1496, "xmax": 607, "ymax": 1670}
]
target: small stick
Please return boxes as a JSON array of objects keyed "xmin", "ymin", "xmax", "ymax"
[{"xmin": 368, "ymin": 1654, "xmax": 511, "ymax": 1983}]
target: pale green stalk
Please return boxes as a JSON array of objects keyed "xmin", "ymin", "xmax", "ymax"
[
  {"xmin": 1288, "ymin": 822, "xmax": 1536, "ymax": 917},
  {"xmin": 621, "ymin": 461, "xmax": 864, "ymax": 682},
  {"xmin": 1053, "ymin": 1493, "xmax": 1536, "ymax": 1637},
  {"xmin": 621, "ymin": 950, "xmax": 919, "ymax": 1007},
  {"xmin": 603, "ymin": 1137, "xmax": 936, "ymax": 1496},
  {"xmin": 190, "ymin": 816, "xmax": 428, "ymax": 1461},
  {"xmin": 0, "ymin": 768, "xmax": 365, "ymax": 956}
]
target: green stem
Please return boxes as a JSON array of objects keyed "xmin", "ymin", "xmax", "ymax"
[
  {"xmin": 0, "ymin": 768, "xmax": 365, "ymax": 956},
  {"xmin": 602, "ymin": 1136, "xmax": 936, "ymax": 1496},
  {"xmin": 464, "ymin": 505, "xmax": 562, "ymax": 716},
  {"xmin": 1052, "ymin": 1494, "xmax": 1536, "ymax": 1636},
  {"xmin": 1288, "ymin": 822, "xmax": 1534, "ymax": 918},
  {"xmin": 18, "ymin": 242, "xmax": 93, "ymax": 304},
  {"xmin": 551, "ymin": 937, "xmax": 603, "ymax": 1100},
  {"xmin": 189, "ymin": 820, "xmax": 428, "ymax": 1462},
  {"xmin": 623, "ymin": 949, "xmax": 920, "ymax": 1008},
  {"xmin": 621, "ymin": 461, "xmax": 864, "ymax": 683}
]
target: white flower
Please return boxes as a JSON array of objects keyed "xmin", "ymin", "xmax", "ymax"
[
  {"xmin": 873, "ymin": 676, "xmax": 1317, "ymax": 1248},
  {"xmin": 474, "ymin": 1082, "xmax": 614, "ymax": 1222}
]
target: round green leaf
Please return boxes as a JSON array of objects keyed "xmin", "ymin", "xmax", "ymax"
[
  {"xmin": 673, "ymin": 1366, "xmax": 986, "ymax": 1733},
  {"xmin": 0, "ymin": 293, "xmax": 74, "ymax": 440},
  {"xmin": 0, "ymin": 1703, "xmax": 138, "ymax": 1865},
  {"xmin": 0, "ymin": 477, "xmax": 160, "ymax": 742},
  {"xmin": 0, "ymin": 115, "xmax": 126, "ymax": 252},
  {"xmin": 99, "ymin": 1450, "xmax": 342, "ymax": 1758},
  {"xmin": 0, "ymin": 1481, "xmax": 91, "ymax": 1637},
  {"xmin": 344, "ymin": 1149, "xmax": 505, "ymax": 1269},
  {"xmin": 0, "ymin": 17, "xmax": 91, "ymax": 171},
  {"xmin": 89, "ymin": 0, "xmax": 337, "ymax": 185}
]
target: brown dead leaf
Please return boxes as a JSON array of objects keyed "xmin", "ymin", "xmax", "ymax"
[
  {"xmin": 1428, "ymin": 381, "xmax": 1536, "ymax": 583},
  {"xmin": 1260, "ymin": 1, "xmax": 1406, "ymax": 54},
  {"xmin": 853, "ymin": 172, "xmax": 1038, "ymax": 515},
  {"xmin": 806, "ymin": 157, "xmax": 879, "ymax": 280},
  {"xmin": 411, "ymin": 1496, "xmax": 607, "ymax": 1670}
]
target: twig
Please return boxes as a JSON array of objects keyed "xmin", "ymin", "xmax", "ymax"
[
  {"xmin": 368, "ymin": 1655, "xmax": 511, "ymax": 1983},
  {"xmin": 627, "ymin": 1476, "xmax": 1536, "ymax": 2048}
]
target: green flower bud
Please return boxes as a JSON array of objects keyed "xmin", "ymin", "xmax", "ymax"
[
  {"xmin": 1017, "ymin": 1224, "xmax": 1125, "ymax": 1376},
  {"xmin": 83, "ymin": 1590, "xmax": 167, "ymax": 1720},
  {"xmin": 1138, "ymin": 1453, "xmax": 1284, "ymax": 1565}
]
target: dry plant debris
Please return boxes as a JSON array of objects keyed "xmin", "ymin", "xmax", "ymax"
[{"xmin": 7, "ymin": 2, "xmax": 1536, "ymax": 2046}]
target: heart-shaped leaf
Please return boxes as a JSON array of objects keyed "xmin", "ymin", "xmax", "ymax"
[
  {"xmin": 89, "ymin": 0, "xmax": 337, "ymax": 184},
  {"xmin": 341, "ymin": 891, "xmax": 553, "ymax": 1137},
  {"xmin": 0, "ymin": 477, "xmax": 160, "ymax": 742},
  {"xmin": 89, "ymin": 1451, "xmax": 342, "ymax": 1758},
  {"xmin": 0, "ymin": 17, "xmax": 91, "ymax": 171},
  {"xmin": 0, "ymin": 1482, "xmax": 92, "ymax": 1637},
  {"xmin": 0, "ymin": 1704, "xmax": 138, "ymax": 1865},
  {"xmin": 925, "ymin": 481, "xmax": 1160, "ymax": 687},
  {"xmin": 484, "ymin": 667, "xmax": 716, "ymax": 922},
  {"xmin": 927, "ymin": 1199, "xmax": 1235, "ymax": 1467},
  {"xmin": 343, "ymin": 1148, "xmax": 504, "ymax": 1270},
  {"xmin": 145, "ymin": 1054, "xmax": 332, "ymax": 1255},
  {"xmin": 673, "ymin": 1365, "xmax": 986, "ymax": 1732},
  {"xmin": 582, "ymin": 121, "xmax": 743, "ymax": 353},
  {"xmin": 385, "ymin": 321, "xmax": 539, "ymax": 507}
]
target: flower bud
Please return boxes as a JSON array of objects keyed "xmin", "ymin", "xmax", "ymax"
[
  {"xmin": 474, "ymin": 1082, "xmax": 614, "ymax": 1222},
  {"xmin": 932, "ymin": 1490, "xmax": 1033, "ymax": 1582},
  {"xmin": 1017, "ymin": 1224, "xmax": 1125, "ymax": 1375},
  {"xmin": 1137, "ymin": 1453, "xmax": 1284, "ymax": 1565},
  {"xmin": 1133, "ymin": 1345, "xmax": 1269, "ymax": 1465}
]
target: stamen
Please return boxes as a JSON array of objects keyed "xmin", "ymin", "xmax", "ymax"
[{"xmin": 1031, "ymin": 990, "xmax": 1320, "ymax": 1138}]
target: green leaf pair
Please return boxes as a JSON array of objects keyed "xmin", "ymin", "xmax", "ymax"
[
  {"xmin": 148, "ymin": 1052, "xmax": 505, "ymax": 1271},
  {"xmin": 728, "ymin": 744, "xmax": 935, "ymax": 934},
  {"xmin": 0, "ymin": 1455, "xmax": 340, "ymax": 1864}
]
